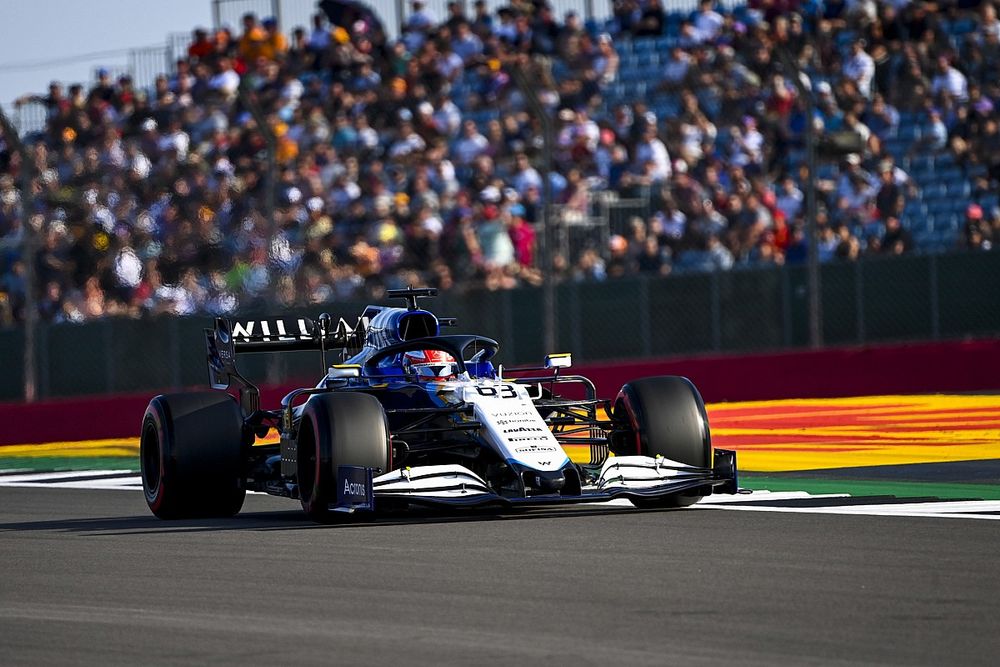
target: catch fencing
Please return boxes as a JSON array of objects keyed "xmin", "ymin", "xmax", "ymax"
[
  {"xmin": 209, "ymin": 0, "xmax": 727, "ymax": 38},
  {"xmin": 1, "ymin": 249, "xmax": 998, "ymax": 402}
]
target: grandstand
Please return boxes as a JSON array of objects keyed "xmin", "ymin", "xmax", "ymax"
[{"xmin": 1, "ymin": 0, "xmax": 998, "ymax": 328}]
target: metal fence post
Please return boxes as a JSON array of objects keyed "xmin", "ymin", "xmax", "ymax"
[
  {"xmin": 212, "ymin": 0, "xmax": 222, "ymax": 30},
  {"xmin": 510, "ymin": 65, "xmax": 557, "ymax": 356},
  {"xmin": 929, "ymin": 254, "xmax": 940, "ymax": 340},
  {"xmin": 638, "ymin": 276, "xmax": 652, "ymax": 357},
  {"xmin": 570, "ymin": 284, "xmax": 583, "ymax": 360},
  {"xmin": 781, "ymin": 266, "xmax": 793, "ymax": 346},
  {"xmin": 855, "ymin": 259, "xmax": 865, "ymax": 344},
  {"xmin": 710, "ymin": 271, "xmax": 722, "ymax": 351},
  {"xmin": 501, "ymin": 289, "xmax": 515, "ymax": 362},
  {"xmin": 237, "ymin": 77, "xmax": 282, "ymax": 382},
  {"xmin": 0, "ymin": 106, "xmax": 39, "ymax": 402},
  {"xmin": 104, "ymin": 319, "xmax": 116, "ymax": 393},
  {"xmin": 169, "ymin": 316, "xmax": 182, "ymax": 390}
]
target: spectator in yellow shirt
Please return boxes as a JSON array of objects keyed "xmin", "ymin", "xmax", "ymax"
[
  {"xmin": 261, "ymin": 17, "xmax": 288, "ymax": 61},
  {"xmin": 238, "ymin": 13, "xmax": 269, "ymax": 62}
]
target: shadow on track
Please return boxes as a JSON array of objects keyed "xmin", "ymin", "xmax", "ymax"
[{"xmin": 0, "ymin": 503, "xmax": 675, "ymax": 536}]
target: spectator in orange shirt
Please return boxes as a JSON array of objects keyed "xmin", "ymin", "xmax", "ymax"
[
  {"xmin": 238, "ymin": 13, "xmax": 269, "ymax": 63},
  {"xmin": 261, "ymin": 17, "xmax": 288, "ymax": 61}
]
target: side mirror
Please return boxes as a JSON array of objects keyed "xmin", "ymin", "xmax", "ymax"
[
  {"xmin": 544, "ymin": 353, "xmax": 572, "ymax": 369},
  {"xmin": 327, "ymin": 364, "xmax": 361, "ymax": 379}
]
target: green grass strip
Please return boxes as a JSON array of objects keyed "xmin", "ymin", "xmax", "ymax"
[
  {"xmin": 0, "ymin": 456, "xmax": 139, "ymax": 473},
  {"xmin": 741, "ymin": 475, "xmax": 1000, "ymax": 500}
]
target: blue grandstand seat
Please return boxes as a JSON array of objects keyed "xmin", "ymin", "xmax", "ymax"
[
  {"xmin": 634, "ymin": 39, "xmax": 656, "ymax": 54},
  {"xmin": 835, "ymin": 30, "xmax": 857, "ymax": 50},
  {"xmin": 978, "ymin": 194, "xmax": 999, "ymax": 212},
  {"xmin": 967, "ymin": 164, "xmax": 988, "ymax": 178},
  {"xmin": 947, "ymin": 181, "xmax": 971, "ymax": 198},
  {"xmin": 948, "ymin": 17, "xmax": 978, "ymax": 35},
  {"xmin": 640, "ymin": 62, "xmax": 662, "ymax": 80},
  {"xmin": 619, "ymin": 66, "xmax": 643, "ymax": 82},
  {"xmin": 934, "ymin": 152, "xmax": 956, "ymax": 169},
  {"xmin": 885, "ymin": 138, "xmax": 909, "ymax": 158},
  {"xmin": 868, "ymin": 222, "xmax": 887, "ymax": 238},
  {"xmin": 903, "ymin": 201, "xmax": 928, "ymax": 219},
  {"xmin": 817, "ymin": 164, "xmax": 837, "ymax": 180},
  {"xmin": 927, "ymin": 199, "xmax": 954, "ymax": 217},
  {"xmin": 922, "ymin": 183, "xmax": 947, "ymax": 199},
  {"xmin": 897, "ymin": 124, "xmax": 921, "ymax": 142},
  {"xmin": 653, "ymin": 99, "xmax": 681, "ymax": 118},
  {"xmin": 655, "ymin": 36, "xmax": 677, "ymax": 51},
  {"xmin": 937, "ymin": 167, "xmax": 964, "ymax": 183},
  {"xmin": 910, "ymin": 154, "xmax": 934, "ymax": 174},
  {"xmin": 624, "ymin": 81, "xmax": 648, "ymax": 97},
  {"xmin": 933, "ymin": 213, "xmax": 959, "ymax": 231}
]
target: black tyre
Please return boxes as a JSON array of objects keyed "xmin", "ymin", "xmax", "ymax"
[
  {"xmin": 140, "ymin": 392, "xmax": 246, "ymax": 519},
  {"xmin": 614, "ymin": 376, "xmax": 712, "ymax": 508},
  {"xmin": 297, "ymin": 392, "xmax": 391, "ymax": 522}
]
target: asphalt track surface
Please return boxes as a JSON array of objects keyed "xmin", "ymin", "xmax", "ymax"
[{"xmin": 2, "ymin": 487, "xmax": 999, "ymax": 666}]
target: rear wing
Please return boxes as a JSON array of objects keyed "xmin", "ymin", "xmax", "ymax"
[{"xmin": 206, "ymin": 314, "xmax": 365, "ymax": 397}]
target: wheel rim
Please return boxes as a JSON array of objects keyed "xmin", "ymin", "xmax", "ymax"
[
  {"xmin": 141, "ymin": 419, "xmax": 161, "ymax": 498},
  {"xmin": 298, "ymin": 418, "xmax": 316, "ymax": 505}
]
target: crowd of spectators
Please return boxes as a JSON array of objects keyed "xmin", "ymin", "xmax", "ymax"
[{"xmin": 2, "ymin": 0, "xmax": 1000, "ymax": 326}]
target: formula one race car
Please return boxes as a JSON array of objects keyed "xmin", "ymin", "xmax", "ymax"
[{"xmin": 140, "ymin": 288, "xmax": 737, "ymax": 521}]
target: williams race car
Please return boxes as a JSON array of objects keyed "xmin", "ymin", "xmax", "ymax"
[{"xmin": 140, "ymin": 288, "xmax": 737, "ymax": 521}]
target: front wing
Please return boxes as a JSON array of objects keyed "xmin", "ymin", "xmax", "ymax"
[{"xmin": 333, "ymin": 450, "xmax": 737, "ymax": 512}]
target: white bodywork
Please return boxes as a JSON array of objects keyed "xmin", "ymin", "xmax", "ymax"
[
  {"xmin": 369, "ymin": 377, "xmax": 712, "ymax": 500},
  {"xmin": 460, "ymin": 380, "xmax": 570, "ymax": 472}
]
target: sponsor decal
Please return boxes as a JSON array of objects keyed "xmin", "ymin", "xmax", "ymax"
[
  {"xmin": 514, "ymin": 444, "xmax": 559, "ymax": 453},
  {"xmin": 476, "ymin": 385, "xmax": 518, "ymax": 399},
  {"xmin": 495, "ymin": 418, "xmax": 536, "ymax": 425},
  {"xmin": 336, "ymin": 465, "xmax": 373, "ymax": 510},
  {"xmin": 343, "ymin": 479, "xmax": 367, "ymax": 497},
  {"xmin": 231, "ymin": 318, "xmax": 312, "ymax": 341},
  {"xmin": 503, "ymin": 426, "xmax": 546, "ymax": 434}
]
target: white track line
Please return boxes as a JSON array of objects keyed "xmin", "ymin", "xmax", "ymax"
[
  {"xmin": 694, "ymin": 502, "xmax": 1000, "ymax": 520},
  {"xmin": 0, "ymin": 470, "xmax": 137, "ymax": 484}
]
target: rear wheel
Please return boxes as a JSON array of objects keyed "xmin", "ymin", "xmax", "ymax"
[
  {"xmin": 613, "ymin": 376, "xmax": 712, "ymax": 508},
  {"xmin": 140, "ymin": 392, "xmax": 246, "ymax": 519},
  {"xmin": 297, "ymin": 392, "xmax": 390, "ymax": 522}
]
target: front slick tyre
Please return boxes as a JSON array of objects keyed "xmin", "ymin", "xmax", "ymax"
[
  {"xmin": 140, "ymin": 392, "xmax": 246, "ymax": 519},
  {"xmin": 297, "ymin": 392, "xmax": 390, "ymax": 523},
  {"xmin": 614, "ymin": 376, "xmax": 712, "ymax": 509}
]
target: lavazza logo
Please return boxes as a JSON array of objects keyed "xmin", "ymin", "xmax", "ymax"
[
  {"xmin": 503, "ymin": 426, "xmax": 546, "ymax": 434},
  {"xmin": 343, "ymin": 479, "xmax": 367, "ymax": 496}
]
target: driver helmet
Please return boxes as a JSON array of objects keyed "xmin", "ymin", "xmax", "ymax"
[{"xmin": 404, "ymin": 349, "xmax": 457, "ymax": 379}]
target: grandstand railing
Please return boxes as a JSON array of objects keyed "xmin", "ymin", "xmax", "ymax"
[
  {"xmin": 1, "ymin": 248, "xmax": 998, "ymax": 401},
  {"xmin": 209, "ymin": 0, "xmax": 731, "ymax": 37}
]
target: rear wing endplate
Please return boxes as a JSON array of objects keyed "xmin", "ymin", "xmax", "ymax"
[{"xmin": 206, "ymin": 314, "xmax": 364, "ymax": 394}]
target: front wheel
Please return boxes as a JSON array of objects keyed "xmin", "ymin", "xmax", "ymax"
[
  {"xmin": 297, "ymin": 392, "xmax": 391, "ymax": 522},
  {"xmin": 613, "ymin": 376, "xmax": 712, "ymax": 508}
]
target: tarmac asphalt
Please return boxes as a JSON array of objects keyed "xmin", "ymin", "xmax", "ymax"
[{"xmin": 1, "ymin": 486, "xmax": 998, "ymax": 666}]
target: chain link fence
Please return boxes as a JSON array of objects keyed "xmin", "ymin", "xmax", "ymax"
[
  {"xmin": 208, "ymin": 0, "xmax": 721, "ymax": 39},
  {"xmin": 2, "ymin": 249, "xmax": 999, "ymax": 401}
]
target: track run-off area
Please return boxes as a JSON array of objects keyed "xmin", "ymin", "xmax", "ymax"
[
  {"xmin": 2, "ymin": 393, "xmax": 1000, "ymax": 664},
  {"xmin": 3, "ymin": 393, "xmax": 999, "ymax": 517}
]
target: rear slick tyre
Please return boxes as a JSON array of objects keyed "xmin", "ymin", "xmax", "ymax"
[
  {"xmin": 140, "ymin": 392, "xmax": 246, "ymax": 519},
  {"xmin": 614, "ymin": 376, "xmax": 712, "ymax": 509},
  {"xmin": 297, "ymin": 392, "xmax": 390, "ymax": 523}
]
